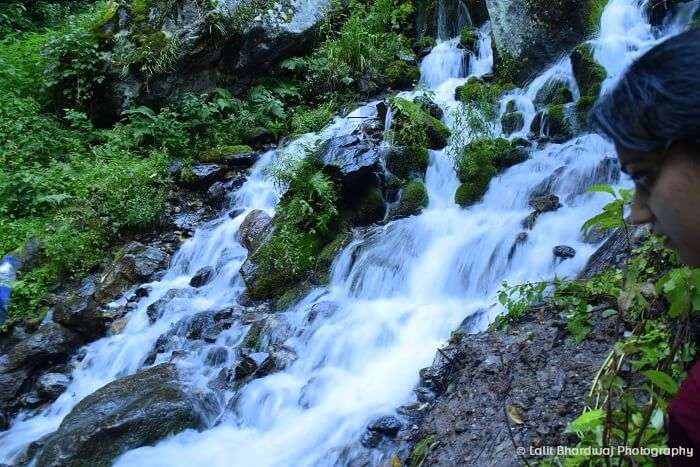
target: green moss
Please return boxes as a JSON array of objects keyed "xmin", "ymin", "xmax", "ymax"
[
  {"xmin": 587, "ymin": 0, "xmax": 609, "ymax": 33},
  {"xmin": 394, "ymin": 180, "xmax": 428, "ymax": 218},
  {"xmin": 242, "ymin": 319, "xmax": 265, "ymax": 350},
  {"xmin": 275, "ymin": 282, "xmax": 313, "ymax": 311},
  {"xmin": 388, "ymin": 97, "xmax": 450, "ymax": 151},
  {"xmin": 545, "ymin": 104, "xmax": 574, "ymax": 141},
  {"xmin": 459, "ymin": 26, "xmax": 479, "ymax": 51},
  {"xmin": 500, "ymin": 111, "xmax": 524, "ymax": 136},
  {"xmin": 571, "ymin": 43, "xmax": 607, "ymax": 98},
  {"xmin": 534, "ymin": 78, "xmax": 573, "ymax": 108},
  {"xmin": 409, "ymin": 435, "xmax": 436, "ymax": 467},
  {"xmin": 414, "ymin": 35, "xmax": 435, "ymax": 50},
  {"xmin": 385, "ymin": 146, "xmax": 429, "ymax": 180},
  {"xmin": 198, "ymin": 145, "xmax": 253, "ymax": 163},
  {"xmin": 384, "ymin": 60, "xmax": 420, "ymax": 89},
  {"xmin": 575, "ymin": 95, "xmax": 596, "ymax": 131},
  {"xmin": 352, "ymin": 188, "xmax": 386, "ymax": 226},
  {"xmin": 493, "ymin": 51, "xmax": 519, "ymax": 85},
  {"xmin": 455, "ymin": 78, "xmax": 513, "ymax": 108},
  {"xmin": 453, "ymin": 137, "xmax": 525, "ymax": 207},
  {"xmin": 314, "ymin": 229, "xmax": 352, "ymax": 283}
]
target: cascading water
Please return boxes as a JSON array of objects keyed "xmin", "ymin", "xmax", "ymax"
[{"xmin": 1, "ymin": 0, "xmax": 696, "ymax": 465}]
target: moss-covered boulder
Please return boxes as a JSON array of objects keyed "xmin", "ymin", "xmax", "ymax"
[
  {"xmin": 199, "ymin": 145, "xmax": 256, "ymax": 166},
  {"xmin": 530, "ymin": 104, "xmax": 574, "ymax": 142},
  {"xmin": 533, "ymin": 77, "xmax": 573, "ymax": 108},
  {"xmin": 500, "ymin": 111, "xmax": 525, "ymax": 135},
  {"xmin": 455, "ymin": 77, "xmax": 511, "ymax": 106},
  {"xmin": 351, "ymin": 188, "xmax": 386, "ymax": 226},
  {"xmin": 385, "ymin": 60, "xmax": 421, "ymax": 90},
  {"xmin": 486, "ymin": 0, "xmax": 607, "ymax": 83},
  {"xmin": 574, "ymin": 94, "xmax": 596, "ymax": 131},
  {"xmin": 392, "ymin": 181, "xmax": 429, "ymax": 218},
  {"xmin": 571, "ymin": 43, "xmax": 607, "ymax": 98},
  {"xmin": 459, "ymin": 26, "xmax": 480, "ymax": 52},
  {"xmin": 385, "ymin": 146, "xmax": 430, "ymax": 180},
  {"xmin": 388, "ymin": 97, "xmax": 450, "ymax": 154}
]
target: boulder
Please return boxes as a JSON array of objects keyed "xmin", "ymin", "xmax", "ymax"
[
  {"xmin": 95, "ymin": 0, "xmax": 332, "ymax": 120},
  {"xmin": 189, "ymin": 266, "xmax": 215, "ymax": 288},
  {"xmin": 529, "ymin": 193, "xmax": 561, "ymax": 213},
  {"xmin": 243, "ymin": 127, "xmax": 276, "ymax": 148},
  {"xmin": 533, "ymin": 77, "xmax": 573, "ymax": 108},
  {"xmin": 95, "ymin": 243, "xmax": 170, "ymax": 304},
  {"xmin": 413, "ymin": 96, "xmax": 443, "ymax": 120},
  {"xmin": 317, "ymin": 135, "xmax": 383, "ymax": 177},
  {"xmin": 384, "ymin": 60, "xmax": 420, "ymax": 90},
  {"xmin": 487, "ymin": 0, "xmax": 603, "ymax": 83},
  {"xmin": 36, "ymin": 364, "xmax": 212, "ymax": 467},
  {"xmin": 530, "ymin": 105, "xmax": 574, "ymax": 142},
  {"xmin": 553, "ymin": 245, "xmax": 577, "ymax": 259},
  {"xmin": 233, "ymin": 352, "xmax": 274, "ymax": 380},
  {"xmin": 570, "ymin": 43, "xmax": 607, "ymax": 98},
  {"xmin": 6, "ymin": 323, "xmax": 84, "ymax": 372},
  {"xmin": 185, "ymin": 164, "xmax": 226, "ymax": 190},
  {"xmin": 459, "ymin": 26, "xmax": 480, "ymax": 52},
  {"xmin": 206, "ymin": 181, "xmax": 227, "ymax": 205},
  {"xmin": 501, "ymin": 111, "xmax": 525, "ymax": 135},
  {"xmin": 13, "ymin": 238, "xmax": 46, "ymax": 273},
  {"xmin": 53, "ymin": 295, "xmax": 107, "ymax": 340},
  {"xmin": 36, "ymin": 373, "xmax": 71, "ymax": 401},
  {"xmin": 385, "ymin": 146, "xmax": 429, "ymax": 180},
  {"xmin": 368, "ymin": 415, "xmax": 402, "ymax": 437},
  {"xmin": 391, "ymin": 181, "xmax": 429, "ymax": 219},
  {"xmin": 238, "ymin": 210, "xmax": 272, "ymax": 252}
]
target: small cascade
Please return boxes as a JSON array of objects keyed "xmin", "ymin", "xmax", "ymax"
[{"xmin": 0, "ymin": 0, "xmax": 695, "ymax": 466}]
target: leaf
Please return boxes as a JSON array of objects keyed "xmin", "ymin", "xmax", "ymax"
[
  {"xmin": 602, "ymin": 308, "xmax": 617, "ymax": 318},
  {"xmin": 506, "ymin": 405, "xmax": 525, "ymax": 425},
  {"xmin": 643, "ymin": 370, "xmax": 679, "ymax": 395},
  {"xmin": 587, "ymin": 184, "xmax": 617, "ymax": 197},
  {"xmin": 566, "ymin": 409, "xmax": 604, "ymax": 433}
]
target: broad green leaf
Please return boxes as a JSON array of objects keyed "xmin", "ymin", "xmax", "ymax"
[
  {"xmin": 566, "ymin": 409, "xmax": 604, "ymax": 433},
  {"xmin": 587, "ymin": 184, "xmax": 616, "ymax": 197},
  {"xmin": 643, "ymin": 370, "xmax": 678, "ymax": 395}
]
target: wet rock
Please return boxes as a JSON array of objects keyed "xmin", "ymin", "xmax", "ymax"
[
  {"xmin": 109, "ymin": 317, "xmax": 129, "ymax": 335},
  {"xmin": 571, "ymin": 43, "xmax": 607, "ymax": 98},
  {"xmin": 13, "ymin": 238, "xmax": 46, "ymax": 273},
  {"xmin": 368, "ymin": 415, "xmax": 402, "ymax": 437},
  {"xmin": 0, "ymin": 410, "xmax": 7, "ymax": 431},
  {"xmin": 357, "ymin": 118, "xmax": 385, "ymax": 141},
  {"xmin": 533, "ymin": 77, "xmax": 573, "ymax": 108},
  {"xmin": 238, "ymin": 210, "xmax": 272, "ymax": 252},
  {"xmin": 361, "ymin": 429, "xmax": 383, "ymax": 448},
  {"xmin": 318, "ymin": 135, "xmax": 383, "ymax": 177},
  {"xmin": 6, "ymin": 323, "xmax": 83, "ymax": 371},
  {"xmin": 186, "ymin": 164, "xmax": 225, "ymax": 190},
  {"xmin": 95, "ymin": 242, "xmax": 170, "ymax": 304},
  {"xmin": 36, "ymin": 364, "xmax": 211, "ymax": 467},
  {"xmin": 415, "ymin": 387, "xmax": 437, "ymax": 403},
  {"xmin": 204, "ymin": 347, "xmax": 229, "ymax": 367},
  {"xmin": 487, "ymin": 0, "xmax": 599, "ymax": 83},
  {"xmin": 529, "ymin": 194, "xmax": 561, "ymax": 213},
  {"xmin": 579, "ymin": 226, "xmax": 647, "ymax": 279},
  {"xmin": 207, "ymin": 181, "xmax": 227, "ymax": 205},
  {"xmin": 501, "ymin": 111, "xmax": 525, "ymax": 135},
  {"xmin": 508, "ymin": 231, "xmax": 529, "ymax": 260},
  {"xmin": 52, "ymin": 295, "xmax": 106, "ymax": 340},
  {"xmin": 413, "ymin": 95, "xmax": 443, "ymax": 120},
  {"xmin": 391, "ymin": 181, "xmax": 429, "ymax": 219},
  {"xmin": 36, "ymin": 373, "xmax": 70, "ymax": 401},
  {"xmin": 228, "ymin": 208, "xmax": 245, "ymax": 219},
  {"xmin": 553, "ymin": 245, "xmax": 577, "ymax": 259},
  {"xmin": 146, "ymin": 289, "xmax": 190, "ymax": 324},
  {"xmin": 189, "ymin": 266, "xmax": 215, "ymax": 288},
  {"xmin": 233, "ymin": 352, "xmax": 273, "ymax": 380}
]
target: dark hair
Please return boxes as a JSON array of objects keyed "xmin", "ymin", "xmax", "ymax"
[{"xmin": 590, "ymin": 27, "xmax": 700, "ymax": 152}]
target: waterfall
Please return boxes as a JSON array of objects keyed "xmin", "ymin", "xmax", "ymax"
[{"xmin": 0, "ymin": 0, "xmax": 694, "ymax": 465}]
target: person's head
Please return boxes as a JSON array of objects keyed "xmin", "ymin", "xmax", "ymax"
[{"xmin": 590, "ymin": 28, "xmax": 700, "ymax": 266}]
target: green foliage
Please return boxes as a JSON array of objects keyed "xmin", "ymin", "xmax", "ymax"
[
  {"xmin": 581, "ymin": 185, "xmax": 634, "ymax": 235},
  {"xmin": 409, "ymin": 435, "xmax": 436, "ymax": 467},
  {"xmin": 248, "ymin": 153, "xmax": 341, "ymax": 299},
  {"xmin": 459, "ymin": 26, "xmax": 478, "ymax": 51},
  {"xmin": 388, "ymin": 96, "xmax": 449, "ymax": 153},
  {"xmin": 0, "ymin": 1, "xmax": 92, "ymax": 36},
  {"xmin": 291, "ymin": 102, "xmax": 335, "ymax": 136}
]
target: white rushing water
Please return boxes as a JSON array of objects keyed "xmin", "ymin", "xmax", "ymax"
[{"xmin": 0, "ymin": 0, "xmax": 695, "ymax": 465}]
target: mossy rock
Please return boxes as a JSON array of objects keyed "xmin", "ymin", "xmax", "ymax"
[
  {"xmin": 385, "ymin": 146, "xmax": 430, "ymax": 180},
  {"xmin": 455, "ymin": 181, "xmax": 488, "ymax": 207},
  {"xmin": 413, "ymin": 35, "xmax": 436, "ymax": 51},
  {"xmin": 455, "ymin": 77, "xmax": 513, "ymax": 107},
  {"xmin": 274, "ymin": 282, "xmax": 313, "ymax": 311},
  {"xmin": 534, "ymin": 78, "xmax": 573, "ymax": 108},
  {"xmin": 351, "ymin": 188, "xmax": 386, "ymax": 226},
  {"xmin": 571, "ymin": 43, "xmax": 607, "ymax": 98},
  {"xmin": 315, "ymin": 230, "xmax": 353, "ymax": 283},
  {"xmin": 198, "ymin": 145, "xmax": 253, "ymax": 163},
  {"xmin": 385, "ymin": 60, "xmax": 420, "ymax": 90},
  {"xmin": 459, "ymin": 26, "xmax": 479, "ymax": 52},
  {"xmin": 504, "ymin": 99, "xmax": 517, "ymax": 114},
  {"xmin": 546, "ymin": 104, "xmax": 574, "ymax": 142},
  {"xmin": 492, "ymin": 146, "xmax": 529, "ymax": 171},
  {"xmin": 393, "ymin": 181, "xmax": 429, "ymax": 218},
  {"xmin": 242, "ymin": 319, "xmax": 266, "ymax": 350},
  {"xmin": 455, "ymin": 138, "xmax": 511, "ymax": 182},
  {"xmin": 500, "ymin": 111, "xmax": 525, "ymax": 136},
  {"xmin": 387, "ymin": 97, "xmax": 450, "ymax": 154},
  {"xmin": 575, "ymin": 95, "xmax": 597, "ymax": 131}
]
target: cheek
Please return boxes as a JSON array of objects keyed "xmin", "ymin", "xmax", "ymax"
[{"xmin": 649, "ymin": 171, "xmax": 700, "ymax": 241}]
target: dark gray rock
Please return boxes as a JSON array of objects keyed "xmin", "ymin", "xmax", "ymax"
[
  {"xmin": 36, "ymin": 364, "xmax": 211, "ymax": 467},
  {"xmin": 53, "ymin": 295, "xmax": 108, "ymax": 340},
  {"xmin": 13, "ymin": 238, "xmax": 46, "ymax": 273},
  {"xmin": 368, "ymin": 415, "xmax": 402, "ymax": 436},
  {"xmin": 361, "ymin": 429, "xmax": 383, "ymax": 448},
  {"xmin": 413, "ymin": 95, "xmax": 443, "ymax": 120},
  {"xmin": 6, "ymin": 323, "xmax": 83, "ymax": 372},
  {"xmin": 207, "ymin": 181, "xmax": 227, "ymax": 204},
  {"xmin": 306, "ymin": 301, "xmax": 340, "ymax": 323},
  {"xmin": 238, "ymin": 210, "xmax": 272, "ymax": 252},
  {"xmin": 553, "ymin": 245, "xmax": 577, "ymax": 259},
  {"xmin": 36, "ymin": 373, "xmax": 70, "ymax": 401},
  {"xmin": 233, "ymin": 352, "xmax": 273, "ymax": 380},
  {"xmin": 204, "ymin": 347, "xmax": 229, "ymax": 367},
  {"xmin": 225, "ymin": 151, "xmax": 259, "ymax": 169},
  {"xmin": 317, "ymin": 135, "xmax": 383, "ymax": 176},
  {"xmin": 186, "ymin": 164, "xmax": 225, "ymax": 190},
  {"xmin": 529, "ymin": 193, "xmax": 561, "ymax": 213},
  {"xmin": 95, "ymin": 242, "xmax": 170, "ymax": 304},
  {"xmin": 501, "ymin": 111, "xmax": 525, "ymax": 136},
  {"xmin": 189, "ymin": 266, "xmax": 215, "ymax": 288},
  {"xmin": 243, "ymin": 127, "xmax": 275, "ymax": 148}
]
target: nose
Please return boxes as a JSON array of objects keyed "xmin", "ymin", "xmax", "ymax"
[{"xmin": 629, "ymin": 190, "xmax": 654, "ymax": 225}]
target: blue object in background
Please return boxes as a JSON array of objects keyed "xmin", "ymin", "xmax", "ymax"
[{"xmin": 0, "ymin": 256, "xmax": 17, "ymax": 325}]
